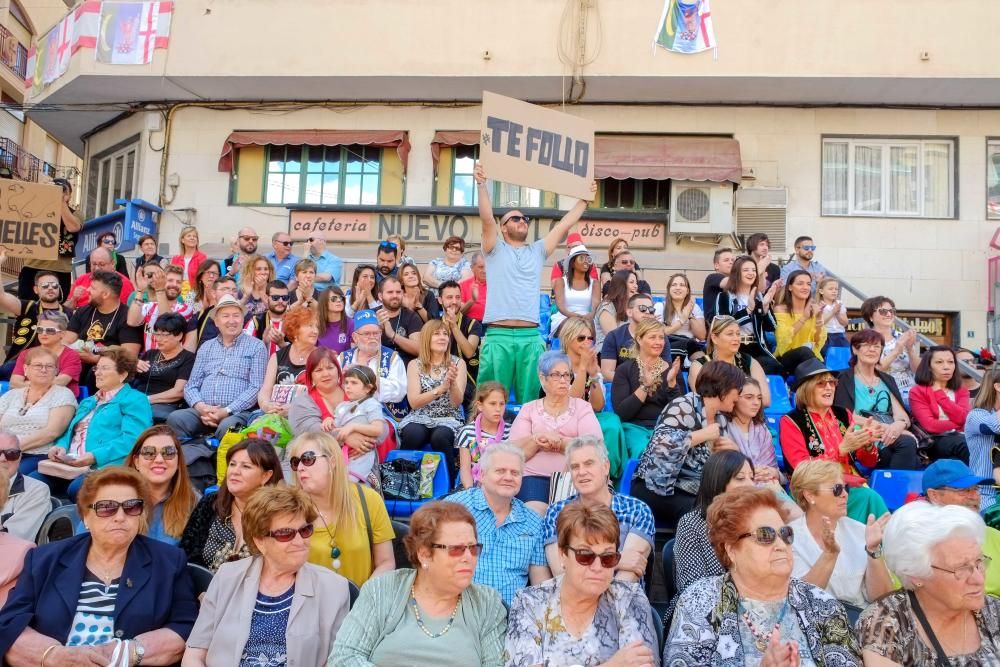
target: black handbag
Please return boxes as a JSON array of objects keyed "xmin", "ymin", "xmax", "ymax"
[{"xmin": 378, "ymin": 458, "xmax": 422, "ymax": 500}]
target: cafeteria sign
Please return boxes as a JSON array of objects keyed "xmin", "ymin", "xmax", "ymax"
[
  {"xmin": 0, "ymin": 180, "xmax": 62, "ymax": 260},
  {"xmin": 480, "ymin": 91, "xmax": 595, "ymax": 201}
]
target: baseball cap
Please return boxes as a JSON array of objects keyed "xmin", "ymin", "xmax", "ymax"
[
  {"xmin": 213, "ymin": 294, "xmax": 246, "ymax": 316},
  {"xmin": 566, "ymin": 232, "xmax": 584, "ymax": 246},
  {"xmin": 922, "ymin": 459, "xmax": 994, "ymax": 493},
  {"xmin": 353, "ymin": 309, "xmax": 379, "ymax": 330}
]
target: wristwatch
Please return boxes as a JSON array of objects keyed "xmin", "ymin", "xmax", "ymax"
[
  {"xmin": 133, "ymin": 638, "xmax": 146, "ymax": 665},
  {"xmin": 865, "ymin": 544, "xmax": 883, "ymax": 560}
]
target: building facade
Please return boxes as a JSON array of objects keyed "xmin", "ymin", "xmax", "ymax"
[{"xmin": 24, "ymin": 0, "xmax": 1000, "ymax": 348}]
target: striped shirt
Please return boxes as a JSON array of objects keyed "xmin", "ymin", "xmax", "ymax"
[{"xmin": 67, "ymin": 572, "xmax": 118, "ymax": 646}]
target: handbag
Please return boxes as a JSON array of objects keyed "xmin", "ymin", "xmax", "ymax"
[
  {"xmin": 378, "ymin": 457, "xmax": 422, "ymax": 500},
  {"xmin": 36, "ymin": 459, "xmax": 89, "ymax": 480}
]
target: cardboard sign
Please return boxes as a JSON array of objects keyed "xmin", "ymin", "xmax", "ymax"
[
  {"xmin": 480, "ymin": 91, "xmax": 595, "ymax": 201},
  {"xmin": 0, "ymin": 181, "xmax": 62, "ymax": 260}
]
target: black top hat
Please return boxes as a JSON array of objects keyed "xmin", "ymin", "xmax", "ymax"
[{"xmin": 781, "ymin": 346, "xmax": 833, "ymax": 390}]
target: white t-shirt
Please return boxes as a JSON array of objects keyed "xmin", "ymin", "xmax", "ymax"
[
  {"xmin": 790, "ymin": 515, "xmax": 870, "ymax": 608},
  {"xmin": 821, "ymin": 302, "xmax": 846, "ymax": 334},
  {"xmin": 662, "ymin": 302, "xmax": 705, "ymax": 338},
  {"xmin": 0, "ymin": 386, "xmax": 77, "ymax": 455}
]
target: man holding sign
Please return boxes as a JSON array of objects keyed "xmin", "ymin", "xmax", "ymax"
[{"xmin": 474, "ymin": 163, "xmax": 595, "ymax": 404}]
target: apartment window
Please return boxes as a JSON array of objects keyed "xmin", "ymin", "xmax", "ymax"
[
  {"xmin": 822, "ymin": 138, "xmax": 955, "ymax": 218},
  {"xmin": 598, "ymin": 178, "xmax": 669, "ymax": 211},
  {"xmin": 450, "ymin": 145, "xmax": 543, "ymax": 207},
  {"xmin": 94, "ymin": 143, "xmax": 137, "ymax": 217},
  {"xmin": 265, "ymin": 144, "xmax": 381, "ymax": 206},
  {"xmin": 988, "ymin": 140, "xmax": 1000, "ymax": 220}
]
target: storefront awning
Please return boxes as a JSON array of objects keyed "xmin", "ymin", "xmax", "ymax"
[
  {"xmin": 595, "ymin": 135, "xmax": 742, "ymax": 184},
  {"xmin": 430, "ymin": 130, "xmax": 481, "ymax": 174},
  {"xmin": 218, "ymin": 130, "xmax": 411, "ymax": 173}
]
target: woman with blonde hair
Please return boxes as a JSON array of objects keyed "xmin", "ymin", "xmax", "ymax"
[
  {"xmin": 170, "ymin": 225, "xmax": 206, "ymax": 299},
  {"xmin": 238, "ymin": 254, "xmax": 274, "ymax": 316},
  {"xmin": 398, "ymin": 319, "xmax": 467, "ymax": 483},
  {"xmin": 287, "ymin": 432, "xmax": 395, "ymax": 586},
  {"xmin": 689, "ymin": 315, "xmax": 771, "ymax": 408}
]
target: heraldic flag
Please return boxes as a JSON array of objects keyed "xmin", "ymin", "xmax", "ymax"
[
  {"xmin": 97, "ymin": 2, "xmax": 160, "ymax": 65},
  {"xmin": 653, "ymin": 0, "xmax": 716, "ymax": 54}
]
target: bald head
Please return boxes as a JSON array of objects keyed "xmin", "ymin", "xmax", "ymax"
[
  {"xmin": 237, "ymin": 227, "xmax": 258, "ymax": 254},
  {"xmin": 90, "ymin": 247, "xmax": 113, "ymax": 272},
  {"xmin": 308, "ymin": 230, "xmax": 327, "ymax": 254}
]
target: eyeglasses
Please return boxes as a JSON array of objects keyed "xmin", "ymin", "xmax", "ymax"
[
  {"xmin": 932, "ymin": 556, "xmax": 992, "ymax": 581},
  {"xmin": 0, "ymin": 448, "xmax": 21, "ymax": 462},
  {"xmin": 738, "ymin": 525, "xmax": 795, "ymax": 546},
  {"xmin": 503, "ymin": 215, "xmax": 530, "ymax": 224},
  {"xmin": 290, "ymin": 451, "xmax": 328, "ymax": 470},
  {"xmin": 431, "ymin": 543, "xmax": 483, "ymax": 557},
  {"xmin": 277, "ymin": 240, "xmax": 293, "ymax": 247},
  {"xmin": 37, "ymin": 283, "xmax": 60, "ymax": 290},
  {"xmin": 575, "ymin": 334, "xmax": 595, "ymax": 342},
  {"xmin": 545, "ymin": 372, "xmax": 572, "ymax": 381},
  {"xmin": 89, "ymin": 498, "xmax": 145, "ymax": 518},
  {"xmin": 268, "ymin": 523, "xmax": 315, "ymax": 542},
  {"xmin": 151, "ymin": 329, "xmax": 176, "ymax": 337},
  {"xmin": 138, "ymin": 445, "xmax": 178, "ymax": 461},
  {"xmin": 814, "ymin": 379, "xmax": 838, "ymax": 388},
  {"xmin": 566, "ymin": 546, "xmax": 622, "ymax": 568},
  {"xmin": 824, "ymin": 483, "xmax": 848, "ymax": 497},
  {"xmin": 378, "ymin": 240, "xmax": 398, "ymax": 251},
  {"xmin": 240, "ymin": 235, "xmax": 259, "ymax": 242},
  {"xmin": 203, "ymin": 270, "xmax": 220, "ymax": 278},
  {"xmin": 876, "ymin": 308, "xmax": 896, "ymax": 316},
  {"xmin": 269, "ymin": 294, "xmax": 290, "ymax": 302},
  {"xmin": 635, "ymin": 304, "xmax": 656, "ymax": 314},
  {"xmin": 800, "ymin": 245, "xmax": 817, "ymax": 251},
  {"xmin": 26, "ymin": 363, "xmax": 56, "ymax": 371}
]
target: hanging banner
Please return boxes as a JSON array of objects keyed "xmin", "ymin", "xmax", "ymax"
[
  {"xmin": 0, "ymin": 181, "xmax": 62, "ymax": 260},
  {"xmin": 653, "ymin": 0, "xmax": 717, "ymax": 54},
  {"xmin": 479, "ymin": 91, "xmax": 595, "ymax": 201}
]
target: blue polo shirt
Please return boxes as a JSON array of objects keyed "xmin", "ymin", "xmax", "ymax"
[
  {"xmin": 308, "ymin": 250, "xmax": 344, "ymax": 290},
  {"xmin": 449, "ymin": 487, "xmax": 547, "ymax": 605},
  {"xmin": 265, "ymin": 251, "xmax": 301, "ymax": 284}
]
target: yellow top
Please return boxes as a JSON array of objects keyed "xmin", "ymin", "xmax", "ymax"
[
  {"xmin": 307, "ymin": 484, "xmax": 395, "ymax": 587},
  {"xmin": 985, "ymin": 525, "xmax": 1000, "ymax": 599},
  {"xmin": 775, "ymin": 311, "xmax": 827, "ymax": 359}
]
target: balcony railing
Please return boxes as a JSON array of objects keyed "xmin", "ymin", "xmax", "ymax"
[
  {"xmin": 0, "ymin": 24, "xmax": 26, "ymax": 80},
  {"xmin": 0, "ymin": 136, "xmax": 43, "ymax": 182}
]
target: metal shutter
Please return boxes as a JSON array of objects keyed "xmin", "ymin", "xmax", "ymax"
[{"xmin": 736, "ymin": 187, "xmax": 788, "ymax": 253}]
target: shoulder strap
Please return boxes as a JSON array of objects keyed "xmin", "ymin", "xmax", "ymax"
[
  {"xmin": 355, "ymin": 483, "xmax": 375, "ymax": 562},
  {"xmin": 908, "ymin": 590, "xmax": 952, "ymax": 667}
]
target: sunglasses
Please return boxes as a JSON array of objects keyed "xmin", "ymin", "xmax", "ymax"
[
  {"xmin": 635, "ymin": 304, "xmax": 656, "ymax": 314},
  {"xmin": 738, "ymin": 525, "xmax": 795, "ymax": 546},
  {"xmin": 431, "ymin": 543, "xmax": 483, "ymax": 557},
  {"xmin": 308, "ymin": 237, "xmax": 320, "ymax": 242},
  {"xmin": 37, "ymin": 283, "xmax": 60, "ymax": 290},
  {"xmin": 277, "ymin": 240, "xmax": 293, "ymax": 247},
  {"xmin": 89, "ymin": 498, "xmax": 145, "ymax": 518},
  {"xmin": 268, "ymin": 523, "xmax": 315, "ymax": 542},
  {"xmin": 290, "ymin": 451, "xmax": 328, "ymax": 470},
  {"xmin": 33, "ymin": 325, "xmax": 61, "ymax": 335},
  {"xmin": 378, "ymin": 240, "xmax": 398, "ymax": 250},
  {"xmin": 269, "ymin": 294, "xmax": 290, "ymax": 302},
  {"xmin": 240, "ymin": 235, "xmax": 259, "ymax": 242},
  {"xmin": 814, "ymin": 379, "xmax": 838, "ymax": 388},
  {"xmin": 101, "ymin": 238, "xmax": 117, "ymax": 245},
  {"xmin": 822, "ymin": 483, "xmax": 848, "ymax": 497},
  {"xmin": 877, "ymin": 307, "xmax": 896, "ymax": 316},
  {"xmin": 503, "ymin": 215, "xmax": 530, "ymax": 224},
  {"xmin": 567, "ymin": 545, "xmax": 622, "ymax": 568},
  {"xmin": 329, "ymin": 295, "xmax": 345, "ymax": 303},
  {"xmin": 138, "ymin": 445, "xmax": 178, "ymax": 461},
  {"xmin": 0, "ymin": 448, "xmax": 22, "ymax": 462},
  {"xmin": 800, "ymin": 245, "xmax": 817, "ymax": 251},
  {"xmin": 575, "ymin": 334, "xmax": 595, "ymax": 342}
]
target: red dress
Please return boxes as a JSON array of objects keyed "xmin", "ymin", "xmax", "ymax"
[{"xmin": 779, "ymin": 408, "xmax": 879, "ymax": 486}]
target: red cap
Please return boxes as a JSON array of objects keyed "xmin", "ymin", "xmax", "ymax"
[{"xmin": 566, "ymin": 232, "xmax": 583, "ymax": 246}]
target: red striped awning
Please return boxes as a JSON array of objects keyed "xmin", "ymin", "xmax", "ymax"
[
  {"xmin": 218, "ymin": 130, "xmax": 410, "ymax": 173},
  {"xmin": 595, "ymin": 135, "xmax": 742, "ymax": 184}
]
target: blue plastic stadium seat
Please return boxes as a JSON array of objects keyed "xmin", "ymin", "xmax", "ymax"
[
  {"xmin": 695, "ymin": 297, "xmax": 704, "ymax": 311},
  {"xmin": 825, "ymin": 346, "xmax": 851, "ymax": 372},
  {"xmin": 538, "ymin": 294, "xmax": 551, "ymax": 336},
  {"xmin": 869, "ymin": 469, "xmax": 924, "ymax": 511},
  {"xmin": 652, "ymin": 295, "xmax": 665, "ymax": 306},
  {"xmin": 382, "ymin": 450, "xmax": 450, "ymax": 519},
  {"xmin": 618, "ymin": 459, "xmax": 639, "ymax": 495},
  {"xmin": 0, "ymin": 381, "xmax": 7, "ymax": 395},
  {"xmin": 764, "ymin": 375, "xmax": 792, "ymax": 415},
  {"xmin": 79, "ymin": 386, "xmax": 90, "ymax": 400},
  {"xmin": 603, "ymin": 381, "xmax": 614, "ymax": 413}
]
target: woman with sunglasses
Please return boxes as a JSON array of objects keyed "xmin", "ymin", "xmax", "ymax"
[
  {"xmin": 550, "ymin": 242, "xmax": 600, "ymax": 339},
  {"xmin": 505, "ymin": 502, "xmax": 658, "ymax": 667},
  {"xmin": 345, "ymin": 264, "xmax": 378, "ymax": 317},
  {"xmin": 779, "ymin": 348, "xmax": 892, "ymax": 525},
  {"xmin": 715, "ymin": 255, "xmax": 782, "ymax": 374},
  {"xmin": 124, "ymin": 425, "xmax": 199, "ymax": 546},
  {"xmin": 612, "ymin": 319, "xmax": 683, "ymax": 462},
  {"xmin": 179, "ymin": 438, "xmax": 283, "ymax": 571},
  {"xmin": 667, "ymin": 486, "xmax": 862, "ymax": 666},
  {"xmin": 287, "ymin": 432, "xmax": 395, "ymax": 586},
  {"xmin": 183, "ymin": 485, "xmax": 350, "ymax": 667},
  {"xmin": 0, "ymin": 347, "xmax": 76, "ymax": 477},
  {"xmin": 832, "ymin": 329, "xmax": 922, "ymax": 470},
  {"xmin": 787, "ymin": 459, "xmax": 892, "ymax": 614},
  {"xmin": 423, "ymin": 235, "xmax": 472, "ymax": 289},
  {"xmin": 9, "ymin": 312, "xmax": 81, "ymax": 398},
  {"xmin": 317, "ymin": 285, "xmax": 354, "ymax": 353},
  {"xmin": 689, "ymin": 315, "xmax": 772, "ymax": 408},
  {"xmin": 862, "ymin": 295, "xmax": 920, "ymax": 407},
  {"xmin": 84, "ymin": 231, "xmax": 129, "ymax": 276},
  {"xmin": 0, "ymin": 467, "xmax": 198, "ymax": 666},
  {"xmin": 331, "ymin": 501, "xmax": 506, "ymax": 667},
  {"xmin": 857, "ymin": 501, "xmax": 1000, "ymax": 666}
]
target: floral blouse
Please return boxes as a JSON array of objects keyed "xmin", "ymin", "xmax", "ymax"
[
  {"xmin": 857, "ymin": 590, "xmax": 1000, "ymax": 666},
  {"xmin": 665, "ymin": 574, "xmax": 861, "ymax": 667},
  {"xmin": 503, "ymin": 576, "xmax": 659, "ymax": 667},
  {"xmin": 634, "ymin": 392, "xmax": 729, "ymax": 497}
]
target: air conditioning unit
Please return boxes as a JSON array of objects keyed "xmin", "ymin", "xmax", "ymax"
[{"xmin": 669, "ymin": 181, "xmax": 734, "ymax": 235}]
